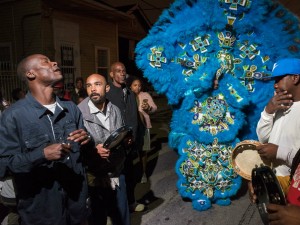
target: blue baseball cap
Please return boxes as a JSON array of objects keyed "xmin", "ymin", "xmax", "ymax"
[{"xmin": 271, "ymin": 58, "xmax": 300, "ymax": 78}]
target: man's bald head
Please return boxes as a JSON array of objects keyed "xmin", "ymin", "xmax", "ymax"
[
  {"xmin": 16, "ymin": 54, "xmax": 62, "ymax": 88},
  {"xmin": 110, "ymin": 62, "xmax": 125, "ymax": 72},
  {"xmin": 15, "ymin": 54, "xmax": 62, "ymax": 104},
  {"xmin": 17, "ymin": 54, "xmax": 43, "ymax": 84},
  {"xmin": 109, "ymin": 62, "xmax": 127, "ymax": 87},
  {"xmin": 86, "ymin": 73, "xmax": 107, "ymax": 84},
  {"xmin": 17, "ymin": 55, "xmax": 34, "ymax": 83}
]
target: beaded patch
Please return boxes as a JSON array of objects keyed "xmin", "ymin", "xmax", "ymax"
[
  {"xmin": 190, "ymin": 94, "xmax": 234, "ymax": 135},
  {"xmin": 177, "ymin": 138, "xmax": 240, "ymax": 208},
  {"xmin": 147, "ymin": 46, "xmax": 167, "ymax": 68}
]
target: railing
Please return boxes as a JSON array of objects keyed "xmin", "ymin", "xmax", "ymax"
[
  {"xmin": 61, "ymin": 44, "xmax": 75, "ymax": 89},
  {"xmin": 0, "ymin": 70, "xmax": 27, "ymax": 103}
]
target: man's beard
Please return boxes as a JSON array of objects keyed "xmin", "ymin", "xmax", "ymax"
[{"xmin": 90, "ymin": 93, "xmax": 105, "ymax": 105}]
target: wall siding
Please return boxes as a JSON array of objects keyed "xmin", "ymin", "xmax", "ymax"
[{"xmin": 51, "ymin": 11, "xmax": 118, "ymax": 79}]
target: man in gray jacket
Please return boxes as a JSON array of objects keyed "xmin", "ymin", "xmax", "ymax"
[{"xmin": 78, "ymin": 73, "xmax": 130, "ymax": 225}]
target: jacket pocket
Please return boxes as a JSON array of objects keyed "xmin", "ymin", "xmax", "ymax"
[
  {"xmin": 64, "ymin": 119, "xmax": 77, "ymax": 135},
  {"xmin": 24, "ymin": 133, "xmax": 50, "ymax": 151},
  {"xmin": 23, "ymin": 123, "xmax": 51, "ymax": 151}
]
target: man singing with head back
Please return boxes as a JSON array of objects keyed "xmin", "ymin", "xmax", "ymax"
[{"xmin": 0, "ymin": 54, "xmax": 91, "ymax": 225}]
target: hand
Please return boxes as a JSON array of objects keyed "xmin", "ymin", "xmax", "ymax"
[
  {"xmin": 248, "ymin": 181, "xmax": 257, "ymax": 204},
  {"xmin": 67, "ymin": 129, "xmax": 91, "ymax": 145},
  {"xmin": 257, "ymin": 143, "xmax": 278, "ymax": 161},
  {"xmin": 256, "ymin": 143, "xmax": 278, "ymax": 161},
  {"xmin": 267, "ymin": 204, "xmax": 300, "ymax": 225},
  {"xmin": 265, "ymin": 90, "xmax": 293, "ymax": 114},
  {"xmin": 141, "ymin": 100, "xmax": 151, "ymax": 112},
  {"xmin": 96, "ymin": 143, "xmax": 110, "ymax": 159},
  {"xmin": 123, "ymin": 134, "xmax": 134, "ymax": 148},
  {"xmin": 124, "ymin": 136, "xmax": 133, "ymax": 146},
  {"xmin": 44, "ymin": 143, "xmax": 71, "ymax": 161}
]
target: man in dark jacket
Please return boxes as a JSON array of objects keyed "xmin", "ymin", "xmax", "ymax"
[
  {"xmin": 106, "ymin": 62, "xmax": 144, "ymax": 212},
  {"xmin": 0, "ymin": 54, "xmax": 91, "ymax": 225}
]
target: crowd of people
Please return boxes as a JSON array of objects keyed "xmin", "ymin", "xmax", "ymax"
[
  {"xmin": 0, "ymin": 54, "xmax": 158, "ymax": 225},
  {"xmin": 1, "ymin": 53, "xmax": 300, "ymax": 225}
]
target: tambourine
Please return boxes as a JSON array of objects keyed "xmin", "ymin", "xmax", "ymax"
[
  {"xmin": 99, "ymin": 126, "xmax": 132, "ymax": 175},
  {"xmin": 231, "ymin": 140, "xmax": 271, "ymax": 180},
  {"xmin": 252, "ymin": 165, "xmax": 286, "ymax": 225},
  {"xmin": 103, "ymin": 126, "xmax": 132, "ymax": 150}
]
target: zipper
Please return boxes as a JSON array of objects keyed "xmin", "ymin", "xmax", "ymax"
[{"xmin": 47, "ymin": 114, "xmax": 56, "ymax": 141}]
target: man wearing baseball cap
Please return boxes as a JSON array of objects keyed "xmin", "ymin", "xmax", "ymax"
[
  {"xmin": 249, "ymin": 58, "xmax": 300, "ymax": 225},
  {"xmin": 256, "ymin": 57, "xmax": 300, "ymax": 176}
]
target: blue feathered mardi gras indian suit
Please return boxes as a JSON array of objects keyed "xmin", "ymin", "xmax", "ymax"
[{"xmin": 135, "ymin": 0, "xmax": 300, "ymax": 210}]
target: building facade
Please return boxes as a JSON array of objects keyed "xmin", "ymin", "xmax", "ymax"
[{"xmin": 0, "ymin": 0, "xmax": 147, "ymax": 102}]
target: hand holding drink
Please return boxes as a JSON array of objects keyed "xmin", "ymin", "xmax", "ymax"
[{"xmin": 142, "ymin": 99, "xmax": 151, "ymax": 111}]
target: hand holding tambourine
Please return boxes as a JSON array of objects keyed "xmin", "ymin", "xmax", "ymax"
[
  {"xmin": 256, "ymin": 143, "xmax": 278, "ymax": 161},
  {"xmin": 96, "ymin": 126, "xmax": 133, "ymax": 159},
  {"xmin": 232, "ymin": 140, "xmax": 286, "ymax": 225},
  {"xmin": 96, "ymin": 144, "xmax": 110, "ymax": 159},
  {"xmin": 231, "ymin": 140, "xmax": 272, "ymax": 180}
]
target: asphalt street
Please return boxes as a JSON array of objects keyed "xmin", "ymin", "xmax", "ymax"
[{"xmin": 131, "ymin": 96, "xmax": 264, "ymax": 225}]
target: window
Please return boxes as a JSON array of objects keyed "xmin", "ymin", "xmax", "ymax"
[
  {"xmin": 60, "ymin": 43, "xmax": 75, "ymax": 89},
  {"xmin": 95, "ymin": 47, "xmax": 110, "ymax": 78},
  {"xmin": 0, "ymin": 43, "xmax": 25, "ymax": 103},
  {"xmin": 0, "ymin": 44, "xmax": 12, "ymax": 72}
]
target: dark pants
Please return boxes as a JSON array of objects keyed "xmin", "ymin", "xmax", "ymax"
[
  {"xmin": 88, "ymin": 175, "xmax": 130, "ymax": 225},
  {"xmin": 0, "ymin": 195, "xmax": 19, "ymax": 225},
  {"xmin": 0, "ymin": 202, "xmax": 9, "ymax": 224},
  {"xmin": 122, "ymin": 153, "xmax": 137, "ymax": 206}
]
